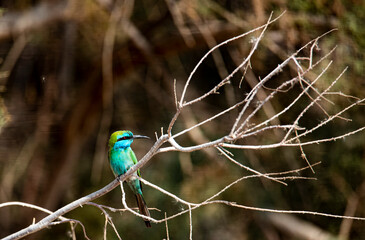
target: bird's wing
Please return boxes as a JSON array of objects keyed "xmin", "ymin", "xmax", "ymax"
[{"xmin": 129, "ymin": 149, "xmax": 141, "ymax": 177}]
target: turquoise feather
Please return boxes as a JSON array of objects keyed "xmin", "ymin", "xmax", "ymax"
[{"xmin": 108, "ymin": 130, "xmax": 151, "ymax": 228}]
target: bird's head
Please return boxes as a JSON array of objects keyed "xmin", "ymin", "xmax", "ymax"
[{"xmin": 108, "ymin": 130, "xmax": 149, "ymax": 150}]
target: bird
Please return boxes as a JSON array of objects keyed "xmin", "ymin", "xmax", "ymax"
[{"xmin": 108, "ymin": 130, "xmax": 151, "ymax": 228}]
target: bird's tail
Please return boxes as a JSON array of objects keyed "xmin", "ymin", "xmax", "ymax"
[{"xmin": 135, "ymin": 193, "xmax": 151, "ymax": 228}]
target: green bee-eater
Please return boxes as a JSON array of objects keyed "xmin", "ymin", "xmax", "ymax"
[{"xmin": 108, "ymin": 130, "xmax": 151, "ymax": 228}]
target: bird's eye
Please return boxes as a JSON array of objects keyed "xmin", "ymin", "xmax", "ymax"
[{"xmin": 117, "ymin": 136, "xmax": 130, "ymax": 141}]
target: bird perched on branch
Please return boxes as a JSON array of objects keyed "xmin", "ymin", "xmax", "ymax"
[{"xmin": 108, "ymin": 130, "xmax": 151, "ymax": 228}]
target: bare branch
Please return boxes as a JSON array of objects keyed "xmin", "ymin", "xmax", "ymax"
[
  {"xmin": 0, "ymin": 2, "xmax": 70, "ymax": 40},
  {"xmin": 3, "ymin": 10, "xmax": 364, "ymax": 239},
  {"xmin": 179, "ymin": 12, "xmax": 284, "ymax": 106},
  {"xmin": 86, "ymin": 202, "xmax": 122, "ymax": 240},
  {"xmin": 217, "ymin": 146, "xmax": 287, "ymax": 185}
]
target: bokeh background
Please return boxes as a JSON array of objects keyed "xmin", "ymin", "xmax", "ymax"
[{"xmin": 0, "ymin": 0, "xmax": 364, "ymax": 239}]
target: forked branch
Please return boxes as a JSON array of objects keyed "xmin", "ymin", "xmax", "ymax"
[{"xmin": 2, "ymin": 12, "xmax": 365, "ymax": 239}]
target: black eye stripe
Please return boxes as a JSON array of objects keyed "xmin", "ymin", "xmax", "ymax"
[{"xmin": 117, "ymin": 136, "xmax": 132, "ymax": 141}]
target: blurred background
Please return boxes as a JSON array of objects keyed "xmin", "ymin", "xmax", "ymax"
[{"xmin": 0, "ymin": 0, "xmax": 364, "ymax": 239}]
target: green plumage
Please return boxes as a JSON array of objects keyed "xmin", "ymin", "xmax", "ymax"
[{"xmin": 108, "ymin": 130, "xmax": 151, "ymax": 228}]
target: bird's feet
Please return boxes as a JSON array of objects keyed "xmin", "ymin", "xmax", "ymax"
[{"xmin": 117, "ymin": 175, "xmax": 122, "ymax": 182}]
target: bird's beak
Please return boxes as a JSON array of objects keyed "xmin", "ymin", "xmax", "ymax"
[{"xmin": 133, "ymin": 135, "xmax": 150, "ymax": 140}]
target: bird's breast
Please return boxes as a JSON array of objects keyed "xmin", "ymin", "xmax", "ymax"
[{"xmin": 109, "ymin": 148, "xmax": 134, "ymax": 176}]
